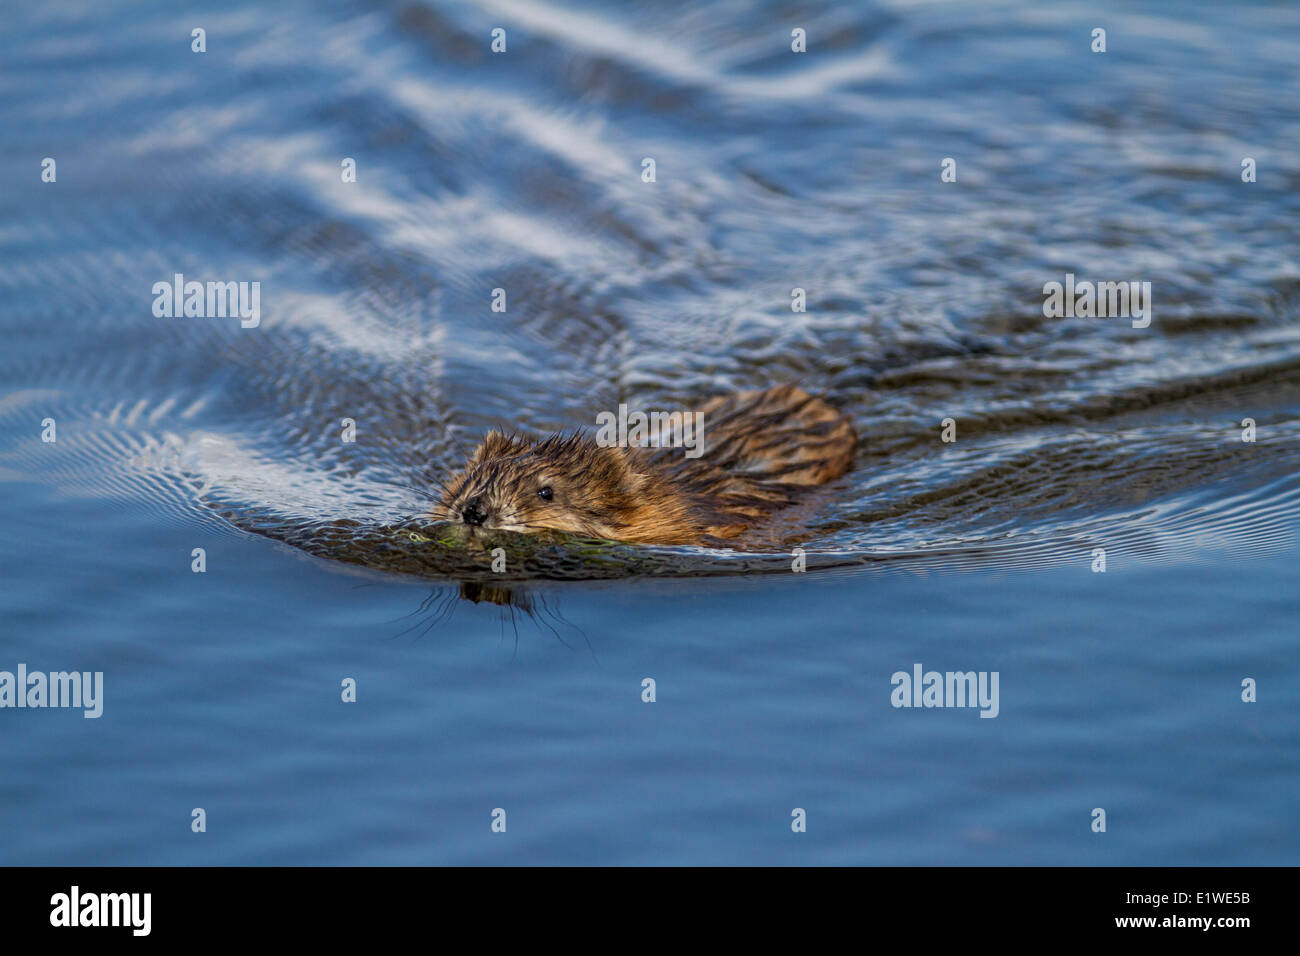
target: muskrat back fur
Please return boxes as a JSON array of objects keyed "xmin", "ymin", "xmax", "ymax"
[{"xmin": 433, "ymin": 384, "xmax": 857, "ymax": 545}]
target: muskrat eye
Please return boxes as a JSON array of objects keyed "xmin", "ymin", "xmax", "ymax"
[{"xmin": 537, "ymin": 486, "xmax": 553, "ymax": 501}]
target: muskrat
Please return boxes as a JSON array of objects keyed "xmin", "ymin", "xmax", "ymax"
[{"xmin": 433, "ymin": 384, "xmax": 856, "ymax": 545}]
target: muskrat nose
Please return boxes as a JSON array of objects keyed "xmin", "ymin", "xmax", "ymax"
[{"xmin": 461, "ymin": 498, "xmax": 487, "ymax": 526}]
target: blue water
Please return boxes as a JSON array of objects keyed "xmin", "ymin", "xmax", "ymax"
[{"xmin": 1, "ymin": 0, "xmax": 1298, "ymax": 864}]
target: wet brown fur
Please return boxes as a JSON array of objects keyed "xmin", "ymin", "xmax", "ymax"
[{"xmin": 433, "ymin": 385, "xmax": 857, "ymax": 545}]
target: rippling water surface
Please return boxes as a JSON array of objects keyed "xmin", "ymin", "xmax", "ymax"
[{"xmin": 1, "ymin": 0, "xmax": 1297, "ymax": 864}]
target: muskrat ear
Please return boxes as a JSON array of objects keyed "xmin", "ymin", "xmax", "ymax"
[{"xmin": 471, "ymin": 429, "xmax": 530, "ymax": 463}]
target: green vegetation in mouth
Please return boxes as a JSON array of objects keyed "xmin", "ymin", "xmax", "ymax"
[
  {"xmin": 407, "ymin": 521, "xmax": 621, "ymax": 551},
  {"xmin": 395, "ymin": 520, "xmax": 666, "ymax": 578}
]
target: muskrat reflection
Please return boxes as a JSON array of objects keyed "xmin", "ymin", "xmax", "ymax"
[{"xmin": 392, "ymin": 581, "xmax": 590, "ymax": 654}]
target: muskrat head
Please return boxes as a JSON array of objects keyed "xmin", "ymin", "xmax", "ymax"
[{"xmin": 435, "ymin": 430, "xmax": 649, "ymax": 539}]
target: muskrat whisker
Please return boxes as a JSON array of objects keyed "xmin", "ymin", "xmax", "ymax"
[
  {"xmin": 382, "ymin": 588, "xmax": 441, "ymax": 628},
  {"xmin": 382, "ymin": 586, "xmax": 459, "ymax": 642},
  {"xmin": 382, "ymin": 478, "xmax": 449, "ymax": 506},
  {"xmin": 414, "ymin": 591, "xmax": 458, "ymax": 642},
  {"xmin": 423, "ymin": 479, "xmax": 456, "ymax": 501},
  {"xmin": 410, "ymin": 467, "xmax": 458, "ymax": 497},
  {"xmin": 530, "ymin": 599, "xmax": 575, "ymax": 651}
]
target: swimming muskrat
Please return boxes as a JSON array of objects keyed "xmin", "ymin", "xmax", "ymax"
[{"xmin": 433, "ymin": 384, "xmax": 856, "ymax": 545}]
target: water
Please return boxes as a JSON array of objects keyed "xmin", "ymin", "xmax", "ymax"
[{"xmin": 1, "ymin": 0, "xmax": 1297, "ymax": 864}]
